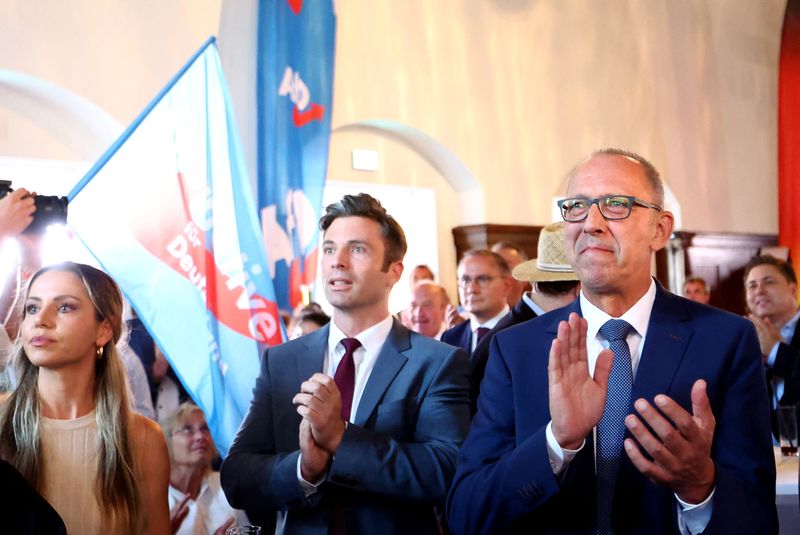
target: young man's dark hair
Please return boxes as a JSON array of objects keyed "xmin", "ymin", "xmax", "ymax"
[
  {"xmin": 744, "ymin": 255, "xmax": 797, "ymax": 285},
  {"xmin": 319, "ymin": 193, "xmax": 407, "ymax": 270}
]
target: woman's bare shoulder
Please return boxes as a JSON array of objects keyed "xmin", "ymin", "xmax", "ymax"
[{"xmin": 129, "ymin": 413, "xmax": 167, "ymax": 451}]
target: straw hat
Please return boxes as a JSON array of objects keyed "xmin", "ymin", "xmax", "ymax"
[{"xmin": 512, "ymin": 222, "xmax": 579, "ymax": 282}]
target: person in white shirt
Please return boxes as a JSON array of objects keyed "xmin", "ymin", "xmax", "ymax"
[{"xmin": 164, "ymin": 403, "xmax": 247, "ymax": 535}]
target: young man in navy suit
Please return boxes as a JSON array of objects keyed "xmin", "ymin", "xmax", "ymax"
[
  {"xmin": 222, "ymin": 193, "xmax": 470, "ymax": 535},
  {"xmin": 447, "ymin": 149, "xmax": 777, "ymax": 534}
]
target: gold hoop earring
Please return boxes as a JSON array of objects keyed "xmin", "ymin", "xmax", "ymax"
[{"xmin": 96, "ymin": 346, "xmax": 104, "ymax": 359}]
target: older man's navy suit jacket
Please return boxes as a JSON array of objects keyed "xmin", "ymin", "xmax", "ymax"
[{"xmin": 447, "ymin": 284, "xmax": 777, "ymax": 535}]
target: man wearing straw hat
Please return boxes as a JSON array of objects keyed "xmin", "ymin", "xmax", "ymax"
[{"xmin": 469, "ymin": 222, "xmax": 580, "ymax": 412}]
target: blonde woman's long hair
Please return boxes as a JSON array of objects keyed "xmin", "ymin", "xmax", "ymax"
[{"xmin": 0, "ymin": 262, "xmax": 143, "ymax": 533}]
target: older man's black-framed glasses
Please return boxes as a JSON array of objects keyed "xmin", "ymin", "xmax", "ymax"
[{"xmin": 556, "ymin": 195, "xmax": 663, "ymax": 223}]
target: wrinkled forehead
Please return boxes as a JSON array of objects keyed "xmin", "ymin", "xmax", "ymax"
[{"xmin": 567, "ymin": 154, "xmax": 655, "ymax": 199}]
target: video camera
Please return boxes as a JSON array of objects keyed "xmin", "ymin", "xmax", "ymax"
[{"xmin": 0, "ymin": 180, "xmax": 68, "ymax": 234}]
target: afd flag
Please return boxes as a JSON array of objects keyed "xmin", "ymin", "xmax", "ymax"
[
  {"xmin": 67, "ymin": 38, "xmax": 283, "ymax": 456},
  {"xmin": 257, "ymin": 0, "xmax": 336, "ymax": 310}
]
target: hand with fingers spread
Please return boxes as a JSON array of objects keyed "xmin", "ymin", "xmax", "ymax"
[
  {"xmin": 747, "ymin": 314, "xmax": 782, "ymax": 359},
  {"xmin": 624, "ymin": 379, "xmax": 716, "ymax": 504},
  {"xmin": 292, "ymin": 373, "xmax": 346, "ymax": 453},
  {"xmin": 548, "ymin": 312, "xmax": 615, "ymax": 449}
]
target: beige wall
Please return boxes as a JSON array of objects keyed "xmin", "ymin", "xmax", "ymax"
[
  {"xmin": 330, "ymin": 0, "xmax": 785, "ymax": 236},
  {"xmin": 0, "ymin": 1, "xmax": 786, "ymax": 281}
]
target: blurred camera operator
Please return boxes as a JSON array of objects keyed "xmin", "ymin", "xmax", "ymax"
[{"xmin": 0, "ymin": 188, "xmax": 36, "ymax": 392}]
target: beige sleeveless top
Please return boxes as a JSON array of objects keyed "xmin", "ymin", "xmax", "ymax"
[{"xmin": 40, "ymin": 409, "xmax": 103, "ymax": 535}]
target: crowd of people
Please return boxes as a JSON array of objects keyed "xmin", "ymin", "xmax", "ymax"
[{"xmin": 0, "ymin": 148, "xmax": 796, "ymax": 534}]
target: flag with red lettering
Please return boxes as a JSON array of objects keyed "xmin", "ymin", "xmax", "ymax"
[
  {"xmin": 256, "ymin": 0, "xmax": 336, "ymax": 310},
  {"xmin": 67, "ymin": 38, "xmax": 282, "ymax": 455}
]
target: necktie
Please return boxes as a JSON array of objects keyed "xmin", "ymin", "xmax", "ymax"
[
  {"xmin": 334, "ymin": 338, "xmax": 361, "ymax": 421},
  {"xmin": 596, "ymin": 319, "xmax": 634, "ymax": 535},
  {"xmin": 330, "ymin": 338, "xmax": 361, "ymax": 535},
  {"xmin": 475, "ymin": 326, "xmax": 491, "ymax": 345}
]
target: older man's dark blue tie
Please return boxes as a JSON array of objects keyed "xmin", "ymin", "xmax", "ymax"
[{"xmin": 596, "ymin": 319, "xmax": 634, "ymax": 535}]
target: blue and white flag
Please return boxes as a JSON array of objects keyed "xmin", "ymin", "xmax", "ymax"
[
  {"xmin": 256, "ymin": 0, "xmax": 336, "ymax": 310},
  {"xmin": 67, "ymin": 38, "xmax": 283, "ymax": 455}
]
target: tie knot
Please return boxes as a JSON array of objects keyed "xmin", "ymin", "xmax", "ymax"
[
  {"xmin": 599, "ymin": 319, "xmax": 633, "ymax": 342},
  {"xmin": 340, "ymin": 337, "xmax": 362, "ymax": 355},
  {"xmin": 475, "ymin": 327, "xmax": 491, "ymax": 344}
]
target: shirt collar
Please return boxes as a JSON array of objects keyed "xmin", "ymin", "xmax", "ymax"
[
  {"xmin": 469, "ymin": 305, "xmax": 510, "ymax": 331},
  {"xmin": 580, "ymin": 278, "xmax": 657, "ymax": 342},
  {"xmin": 328, "ymin": 315, "xmax": 394, "ymax": 356},
  {"xmin": 781, "ymin": 309, "xmax": 800, "ymax": 341},
  {"xmin": 522, "ymin": 291, "xmax": 546, "ymax": 316}
]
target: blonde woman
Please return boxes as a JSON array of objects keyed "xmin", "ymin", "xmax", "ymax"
[
  {"xmin": 163, "ymin": 403, "xmax": 247, "ymax": 535},
  {"xmin": 0, "ymin": 262, "xmax": 170, "ymax": 534}
]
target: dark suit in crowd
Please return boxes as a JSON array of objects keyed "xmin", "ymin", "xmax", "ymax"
[
  {"xmin": 441, "ymin": 321, "xmax": 473, "ymax": 353},
  {"xmin": 468, "ymin": 299, "xmax": 537, "ymax": 412}
]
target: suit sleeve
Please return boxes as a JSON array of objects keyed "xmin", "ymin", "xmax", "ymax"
[
  {"xmin": 221, "ymin": 348, "xmax": 311, "ymax": 513},
  {"xmin": 325, "ymin": 346, "xmax": 471, "ymax": 503},
  {"xmin": 704, "ymin": 322, "xmax": 778, "ymax": 534},
  {"xmin": 446, "ymin": 335, "xmax": 564, "ymax": 535}
]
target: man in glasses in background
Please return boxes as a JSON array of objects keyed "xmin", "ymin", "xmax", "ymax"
[
  {"xmin": 447, "ymin": 149, "xmax": 776, "ymax": 534},
  {"xmin": 441, "ymin": 249, "xmax": 511, "ymax": 353}
]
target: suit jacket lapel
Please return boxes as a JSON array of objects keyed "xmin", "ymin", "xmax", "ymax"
[
  {"xmin": 296, "ymin": 325, "xmax": 328, "ymax": 384},
  {"xmin": 353, "ymin": 320, "xmax": 410, "ymax": 426},
  {"xmin": 630, "ymin": 286, "xmax": 693, "ymax": 402}
]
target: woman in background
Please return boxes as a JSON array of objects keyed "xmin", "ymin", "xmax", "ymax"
[
  {"xmin": 164, "ymin": 402, "xmax": 247, "ymax": 535},
  {"xmin": 0, "ymin": 262, "xmax": 170, "ymax": 534}
]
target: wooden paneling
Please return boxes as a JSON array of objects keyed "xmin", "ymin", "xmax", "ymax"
[
  {"xmin": 657, "ymin": 231, "xmax": 778, "ymax": 315},
  {"xmin": 452, "ymin": 224, "xmax": 543, "ymax": 262}
]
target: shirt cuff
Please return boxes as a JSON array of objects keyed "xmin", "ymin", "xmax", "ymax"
[
  {"xmin": 296, "ymin": 454, "xmax": 326, "ymax": 497},
  {"xmin": 545, "ymin": 421, "xmax": 584, "ymax": 475},
  {"xmin": 675, "ymin": 487, "xmax": 715, "ymax": 535}
]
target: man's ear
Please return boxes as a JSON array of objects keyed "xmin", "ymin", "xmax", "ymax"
[
  {"xmin": 650, "ymin": 210, "xmax": 675, "ymax": 252},
  {"xmin": 388, "ymin": 261, "xmax": 404, "ymax": 286}
]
